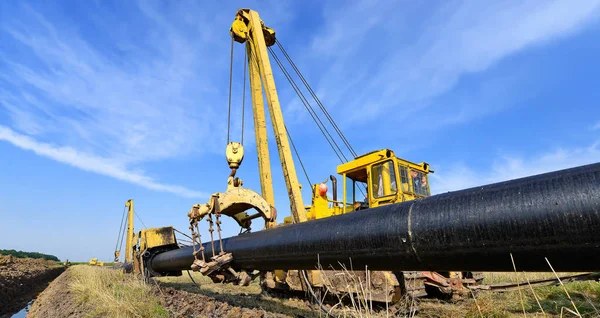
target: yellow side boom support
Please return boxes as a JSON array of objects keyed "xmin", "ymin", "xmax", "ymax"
[{"xmin": 231, "ymin": 9, "xmax": 306, "ymax": 223}]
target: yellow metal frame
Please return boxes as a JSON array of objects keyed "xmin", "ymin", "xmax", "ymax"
[
  {"xmin": 248, "ymin": 42, "xmax": 276, "ymax": 228},
  {"xmin": 286, "ymin": 149, "xmax": 434, "ymax": 221},
  {"xmin": 125, "ymin": 200, "xmax": 135, "ymax": 263},
  {"xmin": 189, "ymin": 187, "xmax": 276, "ymax": 230},
  {"xmin": 337, "ymin": 149, "xmax": 432, "ymax": 177},
  {"xmin": 139, "ymin": 226, "xmax": 178, "ymax": 252},
  {"xmin": 337, "ymin": 149, "xmax": 432, "ymax": 208}
]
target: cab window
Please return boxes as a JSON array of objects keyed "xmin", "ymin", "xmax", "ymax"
[
  {"xmin": 345, "ymin": 177, "xmax": 367, "ymax": 204},
  {"xmin": 345, "ymin": 176, "xmax": 354, "ymax": 205},
  {"xmin": 398, "ymin": 164, "xmax": 410, "ymax": 192},
  {"xmin": 371, "ymin": 160, "xmax": 398, "ymax": 198},
  {"xmin": 345, "ymin": 176, "xmax": 367, "ymax": 210},
  {"xmin": 410, "ymin": 169, "xmax": 430, "ymax": 196}
]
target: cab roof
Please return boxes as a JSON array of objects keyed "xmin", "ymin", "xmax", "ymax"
[{"xmin": 336, "ymin": 149, "xmax": 433, "ymax": 183}]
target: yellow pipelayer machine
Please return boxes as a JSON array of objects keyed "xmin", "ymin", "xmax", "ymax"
[
  {"xmin": 114, "ymin": 199, "xmax": 181, "ymax": 278},
  {"xmin": 110, "ymin": 9, "xmax": 600, "ymax": 303},
  {"xmin": 193, "ymin": 8, "xmax": 482, "ymax": 301},
  {"xmin": 112, "ymin": 8, "xmax": 484, "ymax": 302}
]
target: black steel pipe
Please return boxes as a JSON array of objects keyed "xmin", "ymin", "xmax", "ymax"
[{"xmin": 151, "ymin": 163, "xmax": 600, "ymax": 273}]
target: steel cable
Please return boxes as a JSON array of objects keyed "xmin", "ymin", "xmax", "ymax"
[
  {"xmin": 245, "ymin": 38, "xmax": 344, "ymax": 163},
  {"xmin": 286, "ymin": 125, "xmax": 313, "ymax": 192},
  {"xmin": 276, "ymin": 41, "xmax": 357, "ymax": 158},
  {"xmin": 267, "ymin": 46, "xmax": 347, "ymax": 163},
  {"xmin": 244, "ymin": 41, "xmax": 330, "ymax": 190},
  {"xmin": 116, "ymin": 205, "xmax": 127, "ymax": 255},
  {"xmin": 227, "ymin": 38, "xmax": 234, "ymax": 144},
  {"xmin": 173, "ymin": 228, "xmax": 194, "ymax": 241},
  {"xmin": 187, "ymin": 270, "xmax": 202, "ymax": 289},
  {"xmin": 271, "ymin": 46, "xmax": 371, "ymax": 197},
  {"xmin": 241, "ymin": 44, "xmax": 247, "ymax": 145},
  {"xmin": 134, "ymin": 210, "xmax": 147, "ymax": 229},
  {"xmin": 246, "ymin": 39, "xmax": 365, "ymax": 198}
]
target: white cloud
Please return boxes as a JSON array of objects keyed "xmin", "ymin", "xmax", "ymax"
[
  {"xmin": 309, "ymin": 0, "xmax": 600, "ymax": 124},
  {"xmin": 2, "ymin": 1, "xmax": 599, "ymax": 198},
  {"xmin": 0, "ymin": 125, "xmax": 205, "ymax": 198},
  {"xmin": 431, "ymin": 140, "xmax": 600, "ymax": 194},
  {"xmin": 0, "ymin": 2, "xmax": 298, "ymax": 197},
  {"xmin": 0, "ymin": 3, "xmax": 225, "ymax": 163},
  {"xmin": 0, "ymin": 3, "xmax": 234, "ymax": 196}
]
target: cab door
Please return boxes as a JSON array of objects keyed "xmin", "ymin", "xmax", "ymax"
[{"xmin": 369, "ymin": 160, "xmax": 399, "ymax": 207}]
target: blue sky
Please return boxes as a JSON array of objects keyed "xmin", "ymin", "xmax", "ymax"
[{"xmin": 1, "ymin": 0, "xmax": 599, "ymax": 262}]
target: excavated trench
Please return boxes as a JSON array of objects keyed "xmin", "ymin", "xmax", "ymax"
[{"xmin": 0, "ymin": 256, "xmax": 64, "ymax": 318}]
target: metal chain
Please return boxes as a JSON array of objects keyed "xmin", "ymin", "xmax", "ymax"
[
  {"xmin": 207, "ymin": 214, "xmax": 216, "ymax": 258},
  {"xmin": 188, "ymin": 202, "xmax": 235, "ymax": 282},
  {"xmin": 189, "ymin": 218, "xmax": 205, "ymax": 263},
  {"xmin": 215, "ymin": 209, "xmax": 225, "ymax": 255}
]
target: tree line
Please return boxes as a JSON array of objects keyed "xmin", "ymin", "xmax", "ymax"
[{"xmin": 0, "ymin": 249, "xmax": 60, "ymax": 261}]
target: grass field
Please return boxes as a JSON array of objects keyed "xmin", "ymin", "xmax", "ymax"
[
  {"xmin": 46, "ymin": 265, "xmax": 600, "ymax": 317},
  {"xmin": 418, "ymin": 272, "xmax": 600, "ymax": 317},
  {"xmin": 157, "ymin": 270, "xmax": 600, "ymax": 317}
]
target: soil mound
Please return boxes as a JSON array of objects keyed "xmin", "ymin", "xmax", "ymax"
[{"xmin": 0, "ymin": 255, "xmax": 63, "ymax": 316}]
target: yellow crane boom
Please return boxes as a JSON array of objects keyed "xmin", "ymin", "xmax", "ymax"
[
  {"xmin": 114, "ymin": 199, "xmax": 135, "ymax": 263},
  {"xmin": 231, "ymin": 9, "xmax": 306, "ymax": 224},
  {"xmin": 124, "ymin": 200, "xmax": 134, "ymax": 263}
]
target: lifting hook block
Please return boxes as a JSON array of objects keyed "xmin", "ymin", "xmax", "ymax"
[{"xmin": 226, "ymin": 142, "xmax": 244, "ymax": 170}]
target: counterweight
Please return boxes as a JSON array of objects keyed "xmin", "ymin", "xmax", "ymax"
[{"xmin": 150, "ymin": 162, "xmax": 600, "ymax": 274}]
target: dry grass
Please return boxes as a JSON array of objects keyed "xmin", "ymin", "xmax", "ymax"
[
  {"xmin": 314, "ymin": 264, "xmax": 418, "ymax": 318},
  {"xmin": 70, "ymin": 265, "xmax": 168, "ymax": 317},
  {"xmin": 482, "ymin": 271, "xmax": 600, "ymax": 316},
  {"xmin": 482, "ymin": 272, "xmax": 583, "ymax": 285},
  {"xmin": 418, "ymin": 272, "xmax": 600, "ymax": 318}
]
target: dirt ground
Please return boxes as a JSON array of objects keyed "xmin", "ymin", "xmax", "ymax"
[
  {"xmin": 153, "ymin": 284, "xmax": 294, "ymax": 318},
  {"xmin": 27, "ymin": 268, "xmax": 96, "ymax": 318},
  {"xmin": 0, "ymin": 255, "xmax": 63, "ymax": 317},
  {"xmin": 22, "ymin": 266, "xmax": 600, "ymax": 317},
  {"xmin": 27, "ymin": 266, "xmax": 296, "ymax": 317}
]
